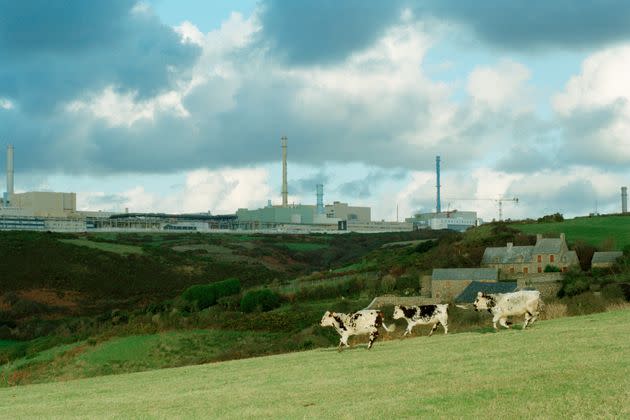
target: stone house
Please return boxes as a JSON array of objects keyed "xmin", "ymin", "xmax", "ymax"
[
  {"xmin": 482, "ymin": 233, "xmax": 579, "ymax": 275},
  {"xmin": 431, "ymin": 268, "xmax": 499, "ymax": 301},
  {"xmin": 591, "ymin": 251, "xmax": 623, "ymax": 269}
]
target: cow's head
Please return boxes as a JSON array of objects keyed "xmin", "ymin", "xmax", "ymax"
[
  {"xmin": 473, "ymin": 292, "xmax": 495, "ymax": 311},
  {"xmin": 392, "ymin": 305, "xmax": 405, "ymax": 320},
  {"xmin": 320, "ymin": 311, "xmax": 336, "ymax": 327}
]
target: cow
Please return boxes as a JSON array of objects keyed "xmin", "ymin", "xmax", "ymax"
[
  {"xmin": 473, "ymin": 290, "xmax": 543, "ymax": 330},
  {"xmin": 392, "ymin": 304, "xmax": 449, "ymax": 336},
  {"xmin": 320, "ymin": 310, "xmax": 393, "ymax": 351}
]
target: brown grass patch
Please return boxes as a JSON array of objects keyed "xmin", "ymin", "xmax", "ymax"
[
  {"xmin": 540, "ymin": 302, "xmax": 568, "ymax": 320},
  {"xmin": 606, "ymin": 302, "xmax": 630, "ymax": 312},
  {"xmin": 19, "ymin": 289, "xmax": 82, "ymax": 311}
]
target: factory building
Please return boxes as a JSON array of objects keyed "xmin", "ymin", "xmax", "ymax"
[
  {"xmin": 9, "ymin": 191, "xmax": 77, "ymax": 217},
  {"xmin": 406, "ymin": 210, "xmax": 480, "ymax": 232}
]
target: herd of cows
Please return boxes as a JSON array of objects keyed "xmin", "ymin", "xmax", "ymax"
[{"xmin": 320, "ymin": 290, "xmax": 544, "ymax": 351}]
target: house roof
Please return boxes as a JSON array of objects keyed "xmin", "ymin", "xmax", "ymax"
[
  {"xmin": 533, "ymin": 238, "xmax": 564, "ymax": 254},
  {"xmin": 432, "ymin": 268, "xmax": 498, "ymax": 281},
  {"xmin": 481, "ymin": 246, "xmax": 533, "ymax": 264},
  {"xmin": 455, "ymin": 281, "xmax": 518, "ymax": 303},
  {"xmin": 591, "ymin": 251, "xmax": 623, "ymax": 264}
]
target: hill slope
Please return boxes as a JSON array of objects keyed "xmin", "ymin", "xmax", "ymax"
[
  {"xmin": 511, "ymin": 215, "xmax": 630, "ymax": 249},
  {"xmin": 2, "ymin": 310, "xmax": 629, "ymax": 418}
]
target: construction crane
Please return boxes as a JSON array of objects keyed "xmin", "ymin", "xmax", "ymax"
[{"xmin": 444, "ymin": 197, "xmax": 519, "ymax": 221}]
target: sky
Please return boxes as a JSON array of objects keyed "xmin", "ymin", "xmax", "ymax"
[{"xmin": 1, "ymin": 0, "xmax": 630, "ymax": 221}]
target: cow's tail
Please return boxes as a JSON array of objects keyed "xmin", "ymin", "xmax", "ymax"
[{"xmin": 378, "ymin": 311, "xmax": 395, "ymax": 332}]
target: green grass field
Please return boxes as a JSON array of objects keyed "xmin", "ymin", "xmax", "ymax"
[
  {"xmin": 512, "ymin": 215, "xmax": 630, "ymax": 249},
  {"xmin": 58, "ymin": 238, "xmax": 145, "ymax": 255},
  {"xmin": 2, "ymin": 310, "xmax": 628, "ymax": 418}
]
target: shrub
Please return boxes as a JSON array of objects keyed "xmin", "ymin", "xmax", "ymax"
[
  {"xmin": 381, "ymin": 274, "xmax": 396, "ymax": 293},
  {"xmin": 182, "ymin": 278, "xmax": 241, "ymax": 310},
  {"xmin": 544, "ymin": 265, "xmax": 561, "ymax": 273},
  {"xmin": 240, "ymin": 289, "xmax": 281, "ymax": 313},
  {"xmin": 564, "ymin": 293, "xmax": 607, "ymax": 316},
  {"xmin": 395, "ymin": 275, "xmax": 419, "ymax": 293}
]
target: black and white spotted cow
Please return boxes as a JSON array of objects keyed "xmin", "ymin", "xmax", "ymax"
[
  {"xmin": 473, "ymin": 290, "xmax": 543, "ymax": 330},
  {"xmin": 392, "ymin": 304, "xmax": 449, "ymax": 336},
  {"xmin": 320, "ymin": 310, "xmax": 393, "ymax": 351}
]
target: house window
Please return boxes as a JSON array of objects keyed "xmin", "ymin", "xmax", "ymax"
[
  {"xmin": 523, "ymin": 267, "xmax": 528, "ymax": 274},
  {"xmin": 509, "ymin": 267, "xmax": 514, "ymax": 273},
  {"xmin": 550, "ymin": 255, "xmax": 555, "ymax": 263},
  {"xmin": 562, "ymin": 267, "xmax": 568, "ymax": 273},
  {"xmin": 537, "ymin": 255, "xmax": 542, "ymax": 263},
  {"xmin": 538, "ymin": 266, "xmax": 542, "ymax": 273}
]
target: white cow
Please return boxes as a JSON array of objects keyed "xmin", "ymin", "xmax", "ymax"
[
  {"xmin": 473, "ymin": 290, "xmax": 543, "ymax": 330},
  {"xmin": 320, "ymin": 310, "xmax": 393, "ymax": 351},
  {"xmin": 392, "ymin": 304, "xmax": 449, "ymax": 336}
]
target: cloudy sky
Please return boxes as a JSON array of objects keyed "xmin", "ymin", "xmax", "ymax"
[{"xmin": 1, "ymin": 0, "xmax": 629, "ymax": 221}]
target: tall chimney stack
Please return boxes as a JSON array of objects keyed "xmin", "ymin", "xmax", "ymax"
[
  {"xmin": 7, "ymin": 144, "xmax": 14, "ymax": 196},
  {"xmin": 622, "ymin": 186, "xmax": 628, "ymax": 214},
  {"xmin": 316, "ymin": 184, "xmax": 324, "ymax": 214},
  {"xmin": 435, "ymin": 155, "xmax": 441, "ymax": 213},
  {"xmin": 281, "ymin": 136, "xmax": 288, "ymax": 207}
]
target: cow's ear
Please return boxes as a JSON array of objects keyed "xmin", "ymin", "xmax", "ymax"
[
  {"xmin": 330, "ymin": 312, "xmax": 335, "ymax": 317},
  {"xmin": 477, "ymin": 291, "xmax": 483, "ymax": 297}
]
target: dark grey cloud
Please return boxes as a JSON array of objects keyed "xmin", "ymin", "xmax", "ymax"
[
  {"xmin": 291, "ymin": 171, "xmax": 329, "ymax": 196},
  {"xmin": 556, "ymin": 99, "xmax": 629, "ymax": 170},
  {"xmin": 416, "ymin": 0, "xmax": 630, "ymax": 50},
  {"xmin": 256, "ymin": 0, "xmax": 405, "ymax": 65},
  {"xmin": 337, "ymin": 170, "xmax": 407, "ymax": 199},
  {"xmin": 0, "ymin": 0, "xmax": 200, "ymax": 113}
]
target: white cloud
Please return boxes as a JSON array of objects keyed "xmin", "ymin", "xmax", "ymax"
[
  {"xmin": 0, "ymin": 98, "xmax": 14, "ymax": 110},
  {"xmin": 553, "ymin": 44, "xmax": 630, "ymax": 164},
  {"xmin": 467, "ymin": 59, "xmax": 533, "ymax": 113}
]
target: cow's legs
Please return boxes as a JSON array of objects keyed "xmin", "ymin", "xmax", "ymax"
[
  {"xmin": 338, "ymin": 335, "xmax": 350, "ymax": 351},
  {"xmin": 367, "ymin": 329, "xmax": 379, "ymax": 349},
  {"xmin": 499, "ymin": 317, "xmax": 511, "ymax": 329},
  {"xmin": 523, "ymin": 312, "xmax": 532, "ymax": 329},
  {"xmin": 441, "ymin": 322, "xmax": 448, "ymax": 335},
  {"xmin": 428, "ymin": 323, "xmax": 438, "ymax": 336},
  {"xmin": 403, "ymin": 320, "xmax": 413, "ymax": 336},
  {"xmin": 492, "ymin": 314, "xmax": 500, "ymax": 330}
]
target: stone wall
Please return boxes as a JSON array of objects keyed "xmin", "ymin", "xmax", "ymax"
[
  {"xmin": 366, "ymin": 295, "xmax": 439, "ymax": 309},
  {"xmin": 515, "ymin": 272, "xmax": 562, "ymax": 299}
]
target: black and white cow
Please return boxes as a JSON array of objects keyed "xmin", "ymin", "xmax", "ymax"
[
  {"xmin": 392, "ymin": 304, "xmax": 449, "ymax": 336},
  {"xmin": 320, "ymin": 310, "xmax": 393, "ymax": 351},
  {"xmin": 473, "ymin": 290, "xmax": 543, "ymax": 330}
]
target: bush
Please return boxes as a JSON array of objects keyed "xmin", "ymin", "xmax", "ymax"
[
  {"xmin": 182, "ymin": 278, "xmax": 241, "ymax": 310},
  {"xmin": 564, "ymin": 293, "xmax": 607, "ymax": 316},
  {"xmin": 240, "ymin": 289, "xmax": 281, "ymax": 313},
  {"xmin": 544, "ymin": 265, "xmax": 561, "ymax": 273},
  {"xmin": 395, "ymin": 275, "xmax": 419, "ymax": 293},
  {"xmin": 381, "ymin": 274, "xmax": 396, "ymax": 293}
]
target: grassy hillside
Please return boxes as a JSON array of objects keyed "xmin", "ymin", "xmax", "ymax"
[
  {"xmin": 1, "ymin": 309, "xmax": 628, "ymax": 418},
  {"xmin": 511, "ymin": 215, "xmax": 630, "ymax": 250}
]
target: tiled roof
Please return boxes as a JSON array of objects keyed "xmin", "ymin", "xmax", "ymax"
[
  {"xmin": 591, "ymin": 251, "xmax": 623, "ymax": 264},
  {"xmin": 455, "ymin": 281, "xmax": 518, "ymax": 303},
  {"xmin": 432, "ymin": 268, "xmax": 499, "ymax": 281},
  {"xmin": 533, "ymin": 238, "xmax": 563, "ymax": 254},
  {"xmin": 481, "ymin": 246, "xmax": 533, "ymax": 264}
]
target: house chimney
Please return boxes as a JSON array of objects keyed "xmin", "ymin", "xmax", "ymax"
[
  {"xmin": 560, "ymin": 233, "xmax": 565, "ymax": 242},
  {"xmin": 536, "ymin": 234, "xmax": 542, "ymax": 242},
  {"xmin": 507, "ymin": 242, "xmax": 513, "ymax": 251}
]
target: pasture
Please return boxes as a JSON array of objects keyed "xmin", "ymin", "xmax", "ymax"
[
  {"xmin": 2, "ymin": 309, "xmax": 628, "ymax": 418},
  {"xmin": 512, "ymin": 215, "xmax": 630, "ymax": 249}
]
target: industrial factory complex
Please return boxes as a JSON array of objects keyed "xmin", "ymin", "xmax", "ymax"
[{"xmin": 1, "ymin": 141, "xmax": 628, "ymax": 234}]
